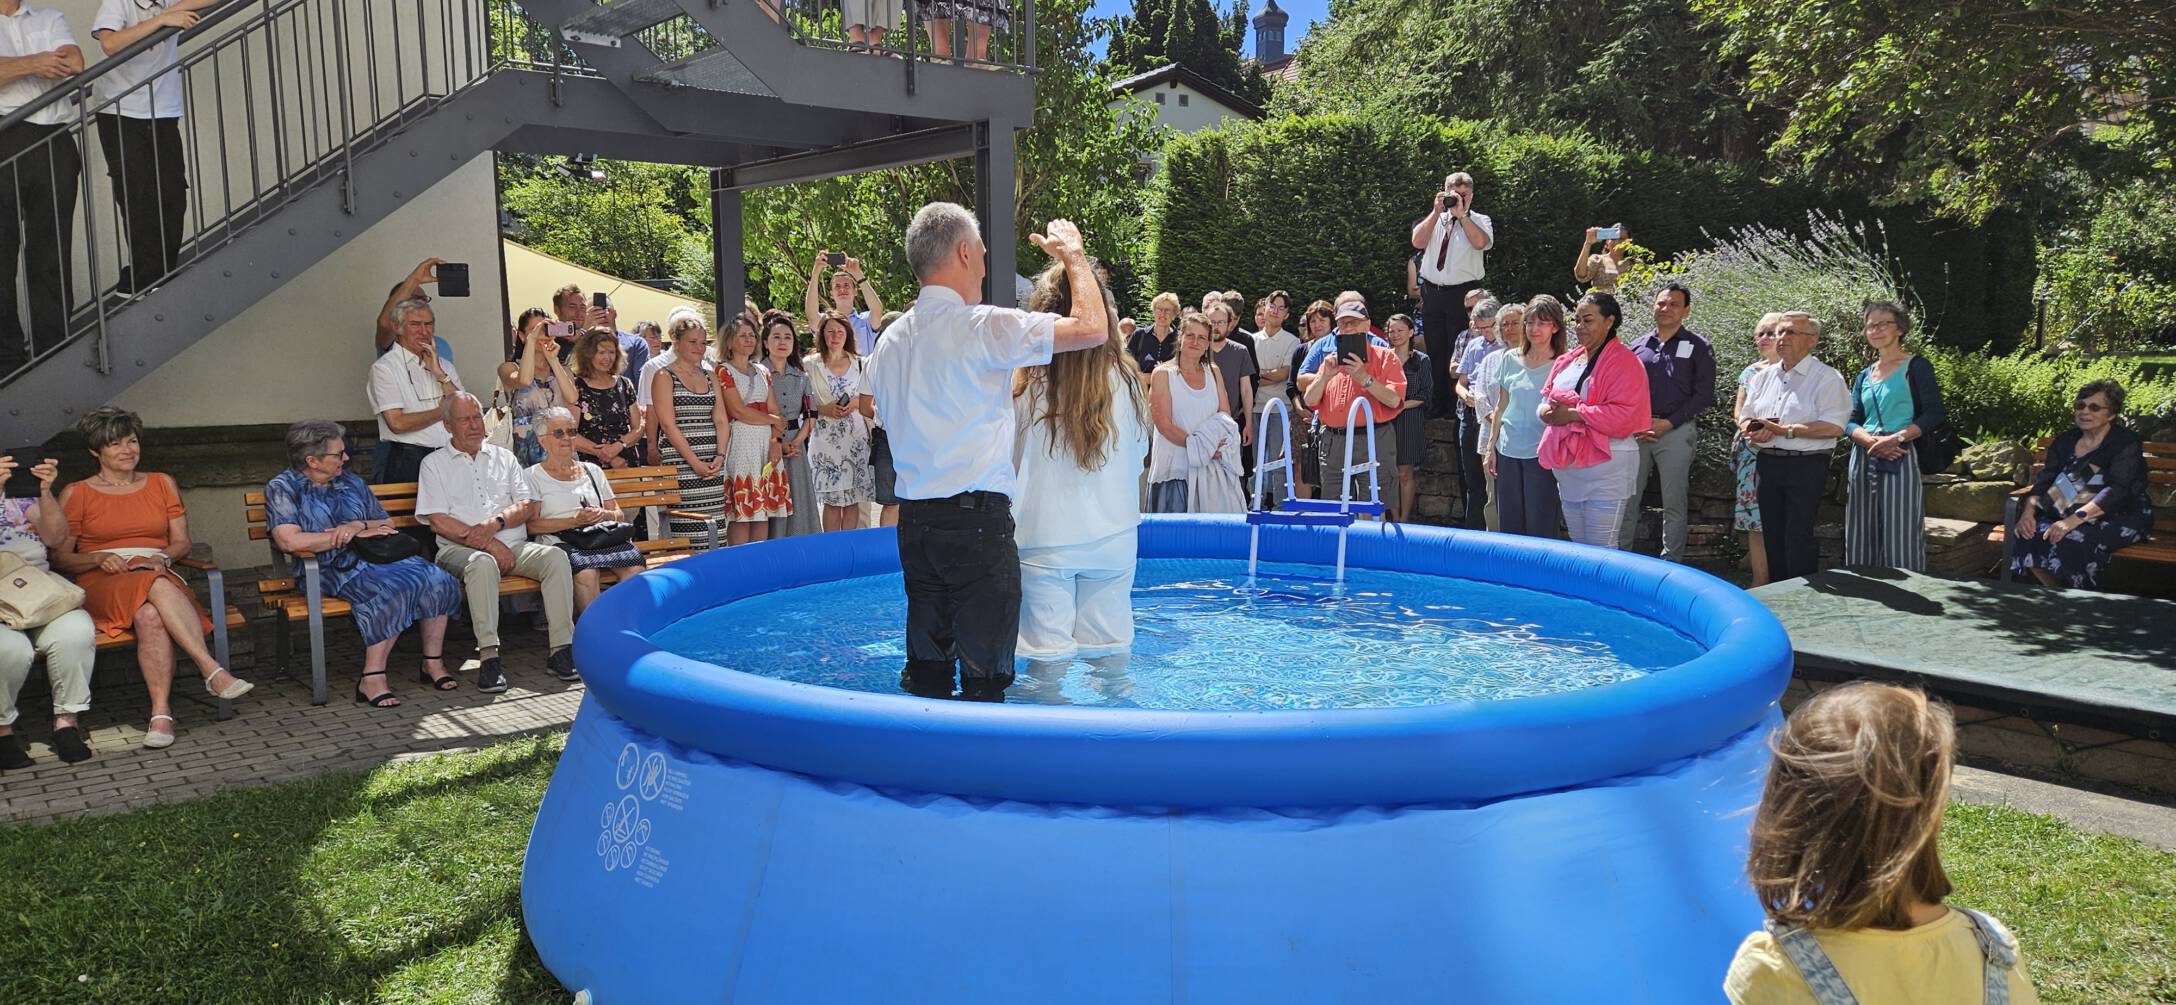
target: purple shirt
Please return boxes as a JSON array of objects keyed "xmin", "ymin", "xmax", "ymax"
[{"xmin": 1628, "ymin": 327, "xmax": 1716, "ymax": 428}]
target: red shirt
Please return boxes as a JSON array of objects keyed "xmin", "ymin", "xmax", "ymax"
[{"xmin": 1313, "ymin": 344, "xmax": 1407, "ymax": 428}]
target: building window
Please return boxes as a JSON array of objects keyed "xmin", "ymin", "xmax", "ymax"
[
  {"xmin": 1178, "ymin": 93, "xmax": 1190, "ymax": 107},
  {"xmin": 1154, "ymin": 92, "xmax": 1166, "ymax": 105}
]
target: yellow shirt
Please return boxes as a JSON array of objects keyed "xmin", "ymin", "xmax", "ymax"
[{"xmin": 1723, "ymin": 910, "xmax": 2040, "ymax": 1004}]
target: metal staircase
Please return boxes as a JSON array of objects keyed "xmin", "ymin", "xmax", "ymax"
[{"xmin": 0, "ymin": 0, "xmax": 1035, "ymax": 448}]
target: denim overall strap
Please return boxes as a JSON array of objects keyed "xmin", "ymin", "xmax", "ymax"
[
  {"xmin": 1764, "ymin": 921, "xmax": 1860, "ymax": 1005},
  {"xmin": 1954, "ymin": 907, "xmax": 2018, "ymax": 1005}
]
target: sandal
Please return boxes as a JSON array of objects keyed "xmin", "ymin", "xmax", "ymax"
[
  {"xmin": 354, "ymin": 670, "xmax": 401, "ymax": 708},
  {"xmin": 418, "ymin": 653, "xmax": 460, "ymax": 691},
  {"xmin": 205, "ymin": 667, "xmax": 255, "ymax": 701},
  {"xmin": 142, "ymin": 714, "xmax": 177, "ymax": 750}
]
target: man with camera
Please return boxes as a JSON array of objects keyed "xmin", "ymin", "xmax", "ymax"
[
  {"xmin": 1410, "ymin": 171, "xmax": 1494, "ymax": 421},
  {"xmin": 552, "ymin": 283, "xmax": 649, "ymax": 377}
]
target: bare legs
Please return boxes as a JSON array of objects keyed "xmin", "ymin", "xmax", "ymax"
[
  {"xmin": 133, "ymin": 603, "xmax": 175, "ymax": 740},
  {"xmin": 1746, "ymin": 530, "xmax": 1770, "ymax": 587},
  {"xmin": 1395, "ymin": 464, "xmax": 1417, "ymax": 522},
  {"xmin": 728, "ymin": 520, "xmax": 770, "ymax": 546},
  {"xmin": 574, "ymin": 569, "xmax": 604, "ymax": 613},
  {"xmin": 822, "ymin": 504, "xmax": 861, "ymax": 532}
]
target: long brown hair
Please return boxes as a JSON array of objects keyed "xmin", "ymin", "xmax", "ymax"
[
  {"xmin": 1746, "ymin": 683, "xmax": 1956, "ymax": 931},
  {"xmin": 1011, "ymin": 261, "xmax": 1146, "ymax": 471}
]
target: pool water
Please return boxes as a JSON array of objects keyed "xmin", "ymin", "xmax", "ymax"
[{"xmin": 647, "ymin": 559, "xmax": 1703, "ymax": 711}]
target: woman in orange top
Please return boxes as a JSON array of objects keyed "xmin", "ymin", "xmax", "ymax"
[{"xmin": 54, "ymin": 409, "xmax": 252, "ymax": 750}]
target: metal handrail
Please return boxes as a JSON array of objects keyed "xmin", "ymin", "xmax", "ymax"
[{"xmin": 0, "ymin": 0, "xmax": 263, "ymax": 136}]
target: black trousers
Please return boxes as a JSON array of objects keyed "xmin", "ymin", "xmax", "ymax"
[
  {"xmin": 898, "ymin": 491, "xmax": 1020, "ymax": 693},
  {"xmin": 95, "ymin": 115, "xmax": 188, "ymax": 291},
  {"xmin": 0, "ymin": 123, "xmax": 80, "ymax": 371},
  {"xmin": 1419, "ymin": 278, "xmax": 1478, "ymax": 419},
  {"xmin": 1456, "ymin": 410, "xmax": 1489, "ymax": 528},
  {"xmin": 1755, "ymin": 450, "xmax": 1830, "ymax": 582}
]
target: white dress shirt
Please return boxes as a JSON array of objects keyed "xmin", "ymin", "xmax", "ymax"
[
  {"xmin": 1742, "ymin": 354, "xmax": 1851, "ymax": 453},
  {"xmin": 416, "ymin": 443, "xmax": 534, "ymax": 549},
  {"xmin": 368, "ymin": 345, "xmax": 464, "ymax": 449},
  {"xmin": 1417, "ymin": 208, "xmax": 1494, "ymax": 287},
  {"xmin": 91, "ymin": 0, "xmax": 184, "ymax": 119},
  {"xmin": 0, "ymin": 3, "xmax": 78, "ymax": 125},
  {"xmin": 867, "ymin": 284, "xmax": 1057, "ymax": 500}
]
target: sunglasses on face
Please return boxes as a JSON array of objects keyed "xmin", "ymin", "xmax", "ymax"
[
  {"xmin": 546, "ymin": 428, "xmax": 578, "ymax": 438},
  {"xmin": 2075, "ymin": 401, "xmax": 2109, "ymax": 413}
]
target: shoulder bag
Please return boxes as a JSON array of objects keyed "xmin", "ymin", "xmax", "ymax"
[
  {"xmin": 558, "ymin": 466, "xmax": 636, "ymax": 551},
  {"xmin": 0, "ymin": 551, "xmax": 86, "ymax": 630},
  {"xmin": 350, "ymin": 529, "xmax": 424, "ymax": 564}
]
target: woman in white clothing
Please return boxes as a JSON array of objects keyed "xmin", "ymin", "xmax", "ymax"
[
  {"xmin": 1145, "ymin": 314, "xmax": 1228, "ymax": 513},
  {"xmin": 1011, "ymin": 262, "xmax": 1150, "ymax": 661},
  {"xmin": 527, "ymin": 407, "xmax": 638, "ymax": 613}
]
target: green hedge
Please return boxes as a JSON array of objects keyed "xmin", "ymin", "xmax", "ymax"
[
  {"xmin": 1142, "ymin": 114, "xmax": 2035, "ymax": 350},
  {"xmin": 1925, "ymin": 348, "xmax": 2176, "ymax": 443}
]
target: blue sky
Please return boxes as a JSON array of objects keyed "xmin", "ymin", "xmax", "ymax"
[{"xmin": 1083, "ymin": 0, "xmax": 1334, "ymax": 60}]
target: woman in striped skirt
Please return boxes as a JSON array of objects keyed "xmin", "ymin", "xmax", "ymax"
[
  {"xmin": 1843, "ymin": 301, "xmax": 1945, "ymax": 570},
  {"xmin": 651, "ymin": 312, "xmax": 730, "ymax": 539}
]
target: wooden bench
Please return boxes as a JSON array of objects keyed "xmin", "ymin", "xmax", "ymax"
[
  {"xmin": 243, "ymin": 465, "xmax": 714, "ymax": 704},
  {"xmin": 89, "ymin": 557, "xmax": 247, "ymax": 721},
  {"xmin": 1993, "ymin": 437, "xmax": 2176, "ymax": 581}
]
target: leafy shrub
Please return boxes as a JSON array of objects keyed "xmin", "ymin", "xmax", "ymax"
[
  {"xmin": 1141, "ymin": 113, "xmax": 2035, "ymax": 348},
  {"xmin": 2036, "ymin": 178, "xmax": 2176, "ymax": 354},
  {"xmin": 1924, "ymin": 348, "xmax": 2176, "ymax": 443}
]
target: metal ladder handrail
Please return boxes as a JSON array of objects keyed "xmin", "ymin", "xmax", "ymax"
[
  {"xmin": 1330, "ymin": 395, "xmax": 1383, "ymax": 581},
  {"xmin": 1244, "ymin": 394, "xmax": 1384, "ymax": 584}
]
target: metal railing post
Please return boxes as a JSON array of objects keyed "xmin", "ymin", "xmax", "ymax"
[
  {"xmin": 1021, "ymin": 0, "xmax": 1033, "ymax": 72},
  {"xmin": 332, "ymin": 0, "xmax": 356, "ymax": 213},
  {"xmin": 77, "ymin": 96, "xmax": 108, "ymax": 375},
  {"xmin": 903, "ymin": 0, "xmax": 919, "ymax": 94}
]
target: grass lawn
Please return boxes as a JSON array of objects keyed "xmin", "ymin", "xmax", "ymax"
[{"xmin": 1, "ymin": 735, "xmax": 2172, "ymax": 1003}]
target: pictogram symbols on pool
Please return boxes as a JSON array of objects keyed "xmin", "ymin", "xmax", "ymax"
[{"xmin": 598, "ymin": 743, "xmax": 692, "ymax": 886}]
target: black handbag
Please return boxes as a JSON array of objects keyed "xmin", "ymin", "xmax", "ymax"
[
  {"xmin": 558, "ymin": 467, "xmax": 636, "ymax": 551},
  {"xmin": 349, "ymin": 530, "xmax": 423, "ymax": 565},
  {"xmin": 1913, "ymin": 422, "xmax": 1963, "ymax": 476}
]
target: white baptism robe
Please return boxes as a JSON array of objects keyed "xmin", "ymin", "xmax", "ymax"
[{"xmin": 1011, "ymin": 368, "xmax": 1152, "ymax": 659}]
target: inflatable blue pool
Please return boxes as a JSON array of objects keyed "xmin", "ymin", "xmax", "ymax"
[{"xmin": 522, "ymin": 516, "xmax": 1793, "ymax": 1003}]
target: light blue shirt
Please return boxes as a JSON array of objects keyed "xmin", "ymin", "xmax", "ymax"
[{"xmin": 1493, "ymin": 354, "xmax": 1555, "ymax": 460}]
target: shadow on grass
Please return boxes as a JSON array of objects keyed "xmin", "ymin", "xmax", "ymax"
[{"xmin": 0, "ymin": 734, "xmax": 570, "ymax": 1004}]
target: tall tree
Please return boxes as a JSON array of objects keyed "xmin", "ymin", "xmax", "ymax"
[
  {"xmin": 1691, "ymin": 0, "xmax": 2176, "ymax": 221},
  {"xmin": 1276, "ymin": 0, "xmax": 1773, "ymax": 164},
  {"xmin": 1107, "ymin": 0, "xmax": 1271, "ymax": 107}
]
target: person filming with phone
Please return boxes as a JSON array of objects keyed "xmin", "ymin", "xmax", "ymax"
[
  {"xmin": 368, "ymin": 297, "xmax": 465, "ymax": 484},
  {"xmin": 1411, "ymin": 171, "xmax": 1493, "ymax": 420},
  {"xmin": 1574, "ymin": 224, "xmax": 1629, "ymax": 294},
  {"xmin": 806, "ymin": 250, "xmax": 886, "ymax": 352},
  {"xmin": 1738, "ymin": 311, "xmax": 1850, "ymax": 582},
  {"xmin": 1301, "ymin": 301, "xmax": 1405, "ymax": 508}
]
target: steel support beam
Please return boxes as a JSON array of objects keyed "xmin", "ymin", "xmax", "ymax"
[
  {"xmin": 711, "ymin": 177, "xmax": 746, "ymax": 325},
  {"xmin": 720, "ymin": 124, "xmax": 979, "ymax": 191},
  {"xmin": 975, "ymin": 120, "xmax": 1018, "ymax": 308}
]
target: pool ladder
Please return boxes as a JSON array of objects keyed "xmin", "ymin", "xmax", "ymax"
[{"xmin": 1246, "ymin": 396, "xmax": 1385, "ymax": 584}]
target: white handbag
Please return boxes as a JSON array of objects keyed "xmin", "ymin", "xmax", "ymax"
[
  {"xmin": 0, "ymin": 551, "xmax": 85, "ymax": 631},
  {"xmin": 483, "ymin": 389, "xmax": 515, "ymax": 451}
]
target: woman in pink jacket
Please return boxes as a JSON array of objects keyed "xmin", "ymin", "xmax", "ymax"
[{"xmin": 1538, "ymin": 292, "xmax": 1652, "ymax": 548}]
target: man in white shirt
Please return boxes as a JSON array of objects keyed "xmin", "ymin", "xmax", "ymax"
[
  {"xmin": 415, "ymin": 393, "xmax": 577, "ymax": 693},
  {"xmin": 368, "ymin": 298, "xmax": 464, "ymax": 483},
  {"xmin": 1410, "ymin": 171, "xmax": 1494, "ymax": 420},
  {"xmin": 91, "ymin": 0, "xmax": 214, "ymax": 293},
  {"xmin": 1740, "ymin": 310, "xmax": 1851, "ymax": 582},
  {"xmin": 867, "ymin": 202, "xmax": 1109, "ymax": 701},
  {"xmin": 0, "ymin": 0, "xmax": 82, "ymax": 372}
]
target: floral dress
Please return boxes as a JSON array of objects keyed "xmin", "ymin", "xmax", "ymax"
[
  {"xmin": 767, "ymin": 363, "xmax": 822, "ymax": 538},
  {"xmin": 506, "ymin": 367, "xmax": 561, "ymax": 466},
  {"xmin": 1731, "ymin": 361, "xmax": 1772, "ymax": 533},
  {"xmin": 720, "ymin": 360, "xmax": 793, "ymax": 523},
  {"xmin": 262, "ymin": 470, "xmax": 462, "ymax": 646},
  {"xmin": 576, "ymin": 375, "xmax": 643, "ymax": 467},
  {"xmin": 2009, "ymin": 426, "xmax": 2155, "ymax": 589},
  {"xmin": 805, "ymin": 353, "xmax": 875, "ymax": 507}
]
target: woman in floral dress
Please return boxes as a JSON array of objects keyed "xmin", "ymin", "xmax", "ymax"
[
  {"xmin": 498, "ymin": 308, "xmax": 578, "ymax": 465},
  {"xmin": 802, "ymin": 311, "xmax": 875, "ymax": 532},
  {"xmin": 717, "ymin": 311, "xmax": 792, "ymax": 544},
  {"xmin": 763, "ymin": 317, "xmax": 820, "ymax": 539},
  {"xmin": 1731, "ymin": 313, "xmax": 1783, "ymax": 586}
]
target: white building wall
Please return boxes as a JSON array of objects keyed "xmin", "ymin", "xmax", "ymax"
[{"xmin": 1112, "ymin": 81, "xmax": 1255, "ymax": 138}]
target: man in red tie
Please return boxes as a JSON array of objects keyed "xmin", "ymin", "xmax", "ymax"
[{"xmin": 1408, "ymin": 171, "xmax": 1494, "ymax": 420}]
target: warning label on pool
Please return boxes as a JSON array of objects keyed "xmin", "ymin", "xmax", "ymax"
[{"xmin": 599, "ymin": 742, "xmax": 689, "ymax": 883}]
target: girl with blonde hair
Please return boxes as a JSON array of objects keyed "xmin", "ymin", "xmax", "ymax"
[
  {"xmin": 1726, "ymin": 682, "xmax": 2038, "ymax": 1003},
  {"xmin": 1010, "ymin": 260, "xmax": 1151, "ymax": 661}
]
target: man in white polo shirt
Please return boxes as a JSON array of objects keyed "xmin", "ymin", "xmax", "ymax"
[
  {"xmin": 1410, "ymin": 170, "xmax": 1494, "ymax": 419},
  {"xmin": 368, "ymin": 298, "xmax": 464, "ymax": 484},
  {"xmin": 415, "ymin": 392, "xmax": 577, "ymax": 694},
  {"xmin": 91, "ymin": 0, "xmax": 215, "ymax": 292},
  {"xmin": 1740, "ymin": 310, "xmax": 1851, "ymax": 582},
  {"xmin": 0, "ymin": 0, "xmax": 83, "ymax": 372},
  {"xmin": 867, "ymin": 202, "xmax": 1109, "ymax": 701}
]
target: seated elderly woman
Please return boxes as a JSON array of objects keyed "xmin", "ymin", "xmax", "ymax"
[
  {"xmin": 2010, "ymin": 379, "xmax": 2155, "ymax": 590},
  {"xmin": 0, "ymin": 455, "xmax": 97, "ymax": 767},
  {"xmin": 526, "ymin": 406, "xmax": 643, "ymax": 613},
  {"xmin": 266, "ymin": 419, "xmax": 465, "ymax": 707},
  {"xmin": 56, "ymin": 408, "xmax": 251, "ymax": 750}
]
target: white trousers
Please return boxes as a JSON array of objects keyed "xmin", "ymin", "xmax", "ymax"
[
  {"xmin": 1561, "ymin": 497, "xmax": 1629, "ymax": 550},
  {"xmin": 1017, "ymin": 561, "xmax": 1136, "ymax": 661}
]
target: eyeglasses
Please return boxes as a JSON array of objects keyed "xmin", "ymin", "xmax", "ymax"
[
  {"xmin": 313, "ymin": 449, "xmax": 350, "ymax": 460},
  {"xmin": 2075, "ymin": 401, "xmax": 2109, "ymax": 413},
  {"xmin": 1755, "ymin": 331, "xmax": 1780, "ymax": 340},
  {"xmin": 1864, "ymin": 320, "xmax": 1899, "ymax": 331},
  {"xmin": 546, "ymin": 428, "xmax": 578, "ymax": 438}
]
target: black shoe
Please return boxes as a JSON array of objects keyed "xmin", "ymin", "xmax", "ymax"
[
  {"xmin": 0, "ymin": 733, "xmax": 31, "ymax": 770},
  {"xmin": 51, "ymin": 726, "xmax": 92, "ymax": 764},
  {"xmin": 546, "ymin": 648, "xmax": 581, "ymax": 682},
  {"xmin": 476, "ymin": 657, "xmax": 510, "ymax": 693}
]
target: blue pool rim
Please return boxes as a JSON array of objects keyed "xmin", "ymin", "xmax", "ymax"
[{"xmin": 572, "ymin": 515, "xmax": 1793, "ymax": 809}]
